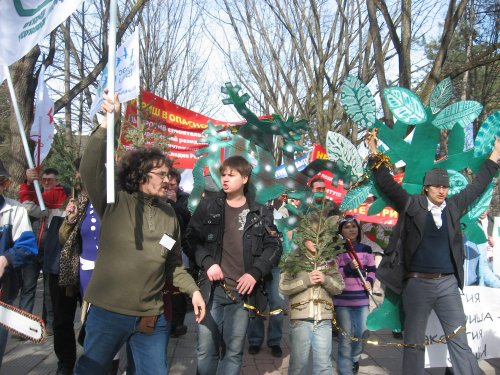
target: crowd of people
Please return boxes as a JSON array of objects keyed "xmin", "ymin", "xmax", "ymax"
[{"xmin": 0, "ymin": 91, "xmax": 499, "ymax": 375}]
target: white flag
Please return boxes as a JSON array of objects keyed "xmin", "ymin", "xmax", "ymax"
[
  {"xmin": 30, "ymin": 65, "xmax": 54, "ymax": 165},
  {"xmin": 0, "ymin": 0, "xmax": 84, "ymax": 66},
  {"xmin": 90, "ymin": 28, "xmax": 140, "ymax": 119}
]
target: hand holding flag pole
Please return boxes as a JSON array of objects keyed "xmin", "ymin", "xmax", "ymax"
[
  {"xmin": 3, "ymin": 66, "xmax": 45, "ymax": 213},
  {"xmin": 345, "ymin": 238, "xmax": 379, "ymax": 308}
]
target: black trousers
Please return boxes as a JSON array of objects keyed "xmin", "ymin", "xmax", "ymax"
[
  {"xmin": 48, "ymin": 274, "xmax": 79, "ymax": 371},
  {"xmin": 171, "ymin": 293, "xmax": 187, "ymax": 328}
]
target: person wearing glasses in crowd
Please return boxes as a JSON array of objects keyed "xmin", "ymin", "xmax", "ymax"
[
  {"xmin": 163, "ymin": 168, "xmax": 192, "ymax": 338},
  {"xmin": 335, "ymin": 215, "xmax": 375, "ymax": 375},
  {"xmin": 366, "ymin": 135, "xmax": 500, "ymax": 375},
  {"xmin": 309, "ymin": 177, "xmax": 340, "ymax": 216},
  {"xmin": 19, "ymin": 167, "xmax": 75, "ymax": 375},
  {"xmin": 0, "ymin": 160, "xmax": 38, "ymax": 369},
  {"xmin": 74, "ymin": 91, "xmax": 205, "ymax": 375},
  {"xmin": 18, "ymin": 168, "xmax": 68, "ymax": 333}
]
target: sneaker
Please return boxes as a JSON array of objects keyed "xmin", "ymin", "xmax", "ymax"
[
  {"xmin": 248, "ymin": 345, "xmax": 260, "ymax": 355},
  {"xmin": 353, "ymin": 362, "xmax": 360, "ymax": 374},
  {"xmin": 270, "ymin": 345, "xmax": 282, "ymax": 358}
]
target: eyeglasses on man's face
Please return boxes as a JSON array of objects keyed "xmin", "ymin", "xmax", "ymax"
[
  {"xmin": 149, "ymin": 171, "xmax": 171, "ymax": 180},
  {"xmin": 42, "ymin": 177, "xmax": 56, "ymax": 183}
]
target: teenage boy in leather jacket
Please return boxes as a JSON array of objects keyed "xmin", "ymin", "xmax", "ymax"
[{"xmin": 186, "ymin": 156, "xmax": 282, "ymax": 375}]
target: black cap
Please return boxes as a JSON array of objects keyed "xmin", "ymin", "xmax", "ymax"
[
  {"xmin": 423, "ymin": 168, "xmax": 449, "ymax": 187},
  {"xmin": 0, "ymin": 160, "xmax": 9, "ymax": 177}
]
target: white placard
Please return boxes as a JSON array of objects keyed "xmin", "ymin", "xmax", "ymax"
[{"xmin": 425, "ymin": 286, "xmax": 500, "ymax": 367}]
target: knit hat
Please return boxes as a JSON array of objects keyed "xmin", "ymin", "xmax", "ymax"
[
  {"xmin": 423, "ymin": 168, "xmax": 449, "ymax": 187},
  {"xmin": 0, "ymin": 160, "xmax": 9, "ymax": 177}
]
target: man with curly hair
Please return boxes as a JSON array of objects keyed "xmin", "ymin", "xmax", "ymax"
[{"xmin": 74, "ymin": 92, "xmax": 205, "ymax": 375}]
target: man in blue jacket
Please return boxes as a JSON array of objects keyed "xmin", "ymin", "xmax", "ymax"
[{"xmin": 0, "ymin": 160, "xmax": 38, "ymax": 369}]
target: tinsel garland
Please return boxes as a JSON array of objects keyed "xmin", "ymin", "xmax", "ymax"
[{"xmin": 367, "ymin": 152, "xmax": 394, "ymax": 170}]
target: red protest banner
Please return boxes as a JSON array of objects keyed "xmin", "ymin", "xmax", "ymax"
[
  {"xmin": 309, "ymin": 143, "xmax": 403, "ymax": 226},
  {"xmin": 121, "ymin": 90, "xmax": 233, "ymax": 169},
  {"xmin": 310, "ymin": 144, "xmax": 348, "ymax": 204}
]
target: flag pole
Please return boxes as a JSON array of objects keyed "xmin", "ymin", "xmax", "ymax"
[
  {"xmin": 3, "ymin": 65, "xmax": 46, "ymax": 212},
  {"xmin": 106, "ymin": 0, "xmax": 118, "ymax": 203}
]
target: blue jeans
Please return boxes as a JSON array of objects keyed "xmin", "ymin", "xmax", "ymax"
[
  {"xmin": 197, "ymin": 285, "xmax": 249, "ymax": 375},
  {"xmin": 336, "ymin": 306, "xmax": 368, "ymax": 375},
  {"xmin": 19, "ymin": 259, "xmax": 53, "ymax": 327},
  {"xmin": 74, "ymin": 305, "xmax": 170, "ymax": 375},
  {"xmin": 247, "ymin": 267, "xmax": 285, "ymax": 347},
  {"xmin": 289, "ymin": 319, "xmax": 332, "ymax": 375}
]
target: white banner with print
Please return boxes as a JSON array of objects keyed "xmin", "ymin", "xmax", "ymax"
[
  {"xmin": 89, "ymin": 28, "xmax": 140, "ymax": 119},
  {"xmin": 425, "ymin": 286, "xmax": 500, "ymax": 367},
  {"xmin": 0, "ymin": 0, "xmax": 83, "ymax": 65}
]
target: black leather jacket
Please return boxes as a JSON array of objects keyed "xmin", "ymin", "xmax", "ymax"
[{"xmin": 185, "ymin": 192, "xmax": 282, "ymax": 316}]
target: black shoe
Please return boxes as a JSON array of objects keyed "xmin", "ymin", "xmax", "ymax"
[
  {"xmin": 56, "ymin": 367, "xmax": 73, "ymax": 375},
  {"xmin": 107, "ymin": 359, "xmax": 120, "ymax": 375},
  {"xmin": 353, "ymin": 362, "xmax": 359, "ymax": 374},
  {"xmin": 171, "ymin": 325, "xmax": 187, "ymax": 337},
  {"xmin": 248, "ymin": 345, "xmax": 260, "ymax": 355},
  {"xmin": 270, "ymin": 345, "xmax": 282, "ymax": 358},
  {"xmin": 392, "ymin": 331, "xmax": 403, "ymax": 340}
]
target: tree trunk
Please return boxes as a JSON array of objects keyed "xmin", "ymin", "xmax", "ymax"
[
  {"xmin": 366, "ymin": 0, "xmax": 393, "ymax": 125},
  {"xmin": 419, "ymin": 0, "xmax": 468, "ymax": 103},
  {"xmin": 400, "ymin": 0, "xmax": 411, "ymax": 88},
  {"xmin": 9, "ymin": 46, "xmax": 40, "ymax": 185}
]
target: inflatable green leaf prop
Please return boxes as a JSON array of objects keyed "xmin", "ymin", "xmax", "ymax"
[{"xmin": 338, "ymin": 75, "xmax": 499, "ymax": 331}]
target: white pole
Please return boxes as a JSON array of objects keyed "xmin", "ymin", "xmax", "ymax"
[
  {"xmin": 106, "ymin": 0, "xmax": 118, "ymax": 203},
  {"xmin": 3, "ymin": 65, "xmax": 46, "ymax": 212}
]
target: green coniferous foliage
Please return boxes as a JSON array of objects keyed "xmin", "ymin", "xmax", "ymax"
[{"xmin": 281, "ymin": 204, "xmax": 345, "ymax": 276}]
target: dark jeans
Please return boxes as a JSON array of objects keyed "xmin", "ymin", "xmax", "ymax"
[
  {"xmin": 48, "ymin": 274, "xmax": 79, "ymax": 372},
  {"xmin": 247, "ymin": 267, "xmax": 285, "ymax": 348},
  {"xmin": 19, "ymin": 258, "xmax": 53, "ymax": 328},
  {"xmin": 197, "ymin": 286, "xmax": 249, "ymax": 375},
  {"xmin": 0, "ymin": 271, "xmax": 21, "ymax": 369}
]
